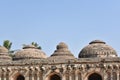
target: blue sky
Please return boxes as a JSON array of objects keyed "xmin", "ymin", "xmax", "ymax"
[{"xmin": 0, "ymin": 0, "xmax": 120, "ymax": 57}]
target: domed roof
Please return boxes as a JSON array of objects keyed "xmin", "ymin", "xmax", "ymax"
[
  {"xmin": 48, "ymin": 42, "xmax": 75, "ymax": 60},
  {"xmin": 0, "ymin": 46, "xmax": 12, "ymax": 61},
  {"xmin": 0, "ymin": 46, "xmax": 8, "ymax": 53},
  {"xmin": 14, "ymin": 45, "xmax": 47, "ymax": 60},
  {"xmin": 79, "ymin": 40, "xmax": 117, "ymax": 58}
]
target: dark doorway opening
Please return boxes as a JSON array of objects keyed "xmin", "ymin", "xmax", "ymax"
[
  {"xmin": 88, "ymin": 73, "xmax": 102, "ymax": 80},
  {"xmin": 16, "ymin": 75, "xmax": 25, "ymax": 80},
  {"xmin": 50, "ymin": 74, "xmax": 61, "ymax": 80}
]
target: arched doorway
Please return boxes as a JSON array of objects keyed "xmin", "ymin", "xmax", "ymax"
[
  {"xmin": 50, "ymin": 74, "xmax": 61, "ymax": 80},
  {"xmin": 16, "ymin": 75, "xmax": 25, "ymax": 80},
  {"xmin": 88, "ymin": 73, "xmax": 102, "ymax": 80}
]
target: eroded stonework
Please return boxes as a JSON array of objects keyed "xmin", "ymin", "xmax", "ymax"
[{"xmin": 0, "ymin": 40, "xmax": 120, "ymax": 80}]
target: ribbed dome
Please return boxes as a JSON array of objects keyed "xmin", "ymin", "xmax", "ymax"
[
  {"xmin": 79, "ymin": 40, "xmax": 117, "ymax": 58},
  {"xmin": 48, "ymin": 42, "xmax": 75, "ymax": 60},
  {"xmin": 14, "ymin": 45, "xmax": 47, "ymax": 60},
  {"xmin": 0, "ymin": 46, "xmax": 12, "ymax": 61}
]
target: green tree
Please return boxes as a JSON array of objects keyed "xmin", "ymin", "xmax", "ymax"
[
  {"xmin": 3, "ymin": 40, "xmax": 12, "ymax": 50},
  {"xmin": 31, "ymin": 42, "xmax": 42, "ymax": 49}
]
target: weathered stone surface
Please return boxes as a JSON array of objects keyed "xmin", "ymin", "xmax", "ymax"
[
  {"xmin": 79, "ymin": 40, "xmax": 117, "ymax": 58},
  {"xmin": 48, "ymin": 42, "xmax": 75, "ymax": 60},
  {"xmin": 0, "ymin": 40, "xmax": 119, "ymax": 80},
  {"xmin": 14, "ymin": 45, "xmax": 47, "ymax": 60},
  {"xmin": 0, "ymin": 46, "xmax": 12, "ymax": 61}
]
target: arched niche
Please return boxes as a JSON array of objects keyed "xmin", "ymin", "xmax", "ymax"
[
  {"xmin": 50, "ymin": 74, "xmax": 61, "ymax": 80},
  {"xmin": 16, "ymin": 75, "xmax": 25, "ymax": 80},
  {"xmin": 88, "ymin": 73, "xmax": 102, "ymax": 80}
]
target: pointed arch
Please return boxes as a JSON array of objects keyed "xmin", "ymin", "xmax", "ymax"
[
  {"xmin": 46, "ymin": 72, "xmax": 62, "ymax": 80},
  {"xmin": 12, "ymin": 72, "xmax": 25, "ymax": 80},
  {"xmin": 88, "ymin": 73, "xmax": 102, "ymax": 80},
  {"xmin": 16, "ymin": 74, "xmax": 25, "ymax": 80},
  {"xmin": 50, "ymin": 74, "xmax": 61, "ymax": 80}
]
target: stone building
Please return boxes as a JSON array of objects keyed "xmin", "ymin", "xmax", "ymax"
[{"xmin": 0, "ymin": 40, "xmax": 120, "ymax": 80}]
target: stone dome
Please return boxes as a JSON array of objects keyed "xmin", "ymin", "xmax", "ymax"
[
  {"xmin": 48, "ymin": 42, "xmax": 75, "ymax": 60},
  {"xmin": 0, "ymin": 46, "xmax": 9, "ymax": 53},
  {"xmin": 0, "ymin": 46, "xmax": 12, "ymax": 61},
  {"xmin": 79, "ymin": 40, "xmax": 117, "ymax": 58},
  {"xmin": 14, "ymin": 45, "xmax": 47, "ymax": 60}
]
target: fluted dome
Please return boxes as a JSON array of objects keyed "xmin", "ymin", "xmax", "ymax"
[
  {"xmin": 0, "ymin": 46, "xmax": 12, "ymax": 61},
  {"xmin": 79, "ymin": 40, "xmax": 117, "ymax": 58},
  {"xmin": 48, "ymin": 42, "xmax": 75, "ymax": 60},
  {"xmin": 14, "ymin": 45, "xmax": 47, "ymax": 60}
]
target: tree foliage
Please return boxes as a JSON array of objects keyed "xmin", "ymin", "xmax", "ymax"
[
  {"xmin": 3, "ymin": 40, "xmax": 12, "ymax": 50},
  {"xmin": 31, "ymin": 42, "xmax": 42, "ymax": 49}
]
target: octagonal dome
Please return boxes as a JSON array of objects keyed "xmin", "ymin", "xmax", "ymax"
[
  {"xmin": 79, "ymin": 40, "xmax": 117, "ymax": 58},
  {"xmin": 48, "ymin": 42, "xmax": 75, "ymax": 60},
  {"xmin": 0, "ymin": 46, "xmax": 12, "ymax": 61},
  {"xmin": 14, "ymin": 45, "xmax": 47, "ymax": 60}
]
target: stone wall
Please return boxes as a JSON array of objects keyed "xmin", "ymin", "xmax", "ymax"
[{"xmin": 0, "ymin": 58, "xmax": 120, "ymax": 80}]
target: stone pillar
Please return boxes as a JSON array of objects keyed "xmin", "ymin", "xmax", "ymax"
[
  {"xmin": 111, "ymin": 71, "xmax": 113, "ymax": 80},
  {"xmin": 6, "ymin": 72, "xmax": 9, "ymax": 80},
  {"xmin": 65, "ymin": 73, "xmax": 69, "ymax": 80},
  {"xmin": 75, "ymin": 72, "xmax": 78, "ymax": 80},
  {"xmin": 30, "ymin": 68, "xmax": 35, "ymax": 80},
  {"xmin": 39, "ymin": 72, "xmax": 43, "ymax": 80},
  {"xmin": 0, "ymin": 74, "xmax": 1, "ymax": 80},
  {"xmin": 0, "ymin": 68, "xmax": 6, "ymax": 80},
  {"xmin": 36, "ymin": 70, "xmax": 40, "ymax": 80},
  {"xmin": 0, "ymin": 70, "xmax": 1, "ymax": 80},
  {"xmin": 1, "ymin": 73, "xmax": 3, "ymax": 80},
  {"xmin": 25, "ymin": 76, "xmax": 29, "ymax": 80},
  {"xmin": 70, "ymin": 71, "xmax": 75, "ymax": 80},
  {"xmin": 103, "ymin": 70, "xmax": 107, "ymax": 80},
  {"xmin": 62, "ymin": 74, "xmax": 66, "ymax": 80},
  {"xmin": 32, "ymin": 73, "xmax": 34, "ymax": 80},
  {"xmin": 36, "ymin": 73, "xmax": 39, "ymax": 80},
  {"xmin": 29, "ymin": 70, "xmax": 32, "ymax": 80},
  {"xmin": 117, "ymin": 71, "xmax": 119, "ymax": 80},
  {"xmin": 69, "ymin": 74, "xmax": 72, "ymax": 80},
  {"xmin": 34, "ymin": 73, "xmax": 38, "ymax": 80},
  {"xmin": 24, "ymin": 67, "xmax": 29, "ymax": 80},
  {"xmin": 37, "ymin": 76, "xmax": 39, "ymax": 80},
  {"xmin": 25, "ymin": 70, "xmax": 29, "ymax": 80},
  {"xmin": 3, "ymin": 72, "xmax": 6, "ymax": 80}
]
